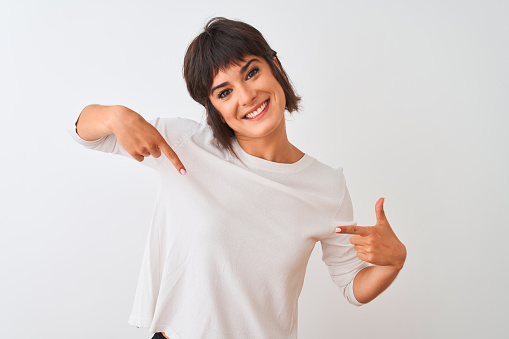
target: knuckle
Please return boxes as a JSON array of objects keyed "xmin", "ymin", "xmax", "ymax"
[{"xmin": 150, "ymin": 148, "xmax": 161, "ymax": 158}]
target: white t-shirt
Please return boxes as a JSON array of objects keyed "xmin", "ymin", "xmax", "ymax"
[{"xmin": 67, "ymin": 116, "xmax": 370, "ymax": 339}]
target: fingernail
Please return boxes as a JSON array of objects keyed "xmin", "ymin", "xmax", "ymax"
[
  {"xmin": 335, "ymin": 228, "xmax": 341, "ymax": 233},
  {"xmin": 180, "ymin": 168, "xmax": 187, "ymax": 175}
]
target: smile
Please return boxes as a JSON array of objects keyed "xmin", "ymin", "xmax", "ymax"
[{"xmin": 243, "ymin": 100, "xmax": 269, "ymax": 120}]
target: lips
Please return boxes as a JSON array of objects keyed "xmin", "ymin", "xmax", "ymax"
[{"xmin": 243, "ymin": 99, "xmax": 269, "ymax": 119}]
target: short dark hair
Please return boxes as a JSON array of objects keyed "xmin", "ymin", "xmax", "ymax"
[{"xmin": 183, "ymin": 17, "xmax": 301, "ymax": 158}]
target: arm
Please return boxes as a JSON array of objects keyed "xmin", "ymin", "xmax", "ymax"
[
  {"xmin": 336, "ymin": 198, "xmax": 407, "ymax": 304},
  {"xmin": 320, "ymin": 182, "xmax": 372, "ymax": 306},
  {"xmin": 75, "ymin": 104, "xmax": 120, "ymax": 141},
  {"xmin": 351, "ymin": 264, "xmax": 401, "ymax": 304},
  {"xmin": 73, "ymin": 104, "xmax": 187, "ymax": 174}
]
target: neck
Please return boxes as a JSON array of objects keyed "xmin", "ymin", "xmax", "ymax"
[{"xmin": 235, "ymin": 118, "xmax": 304, "ymax": 164}]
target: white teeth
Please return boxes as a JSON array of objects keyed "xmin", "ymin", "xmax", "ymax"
[{"xmin": 245, "ymin": 100, "xmax": 268, "ymax": 119}]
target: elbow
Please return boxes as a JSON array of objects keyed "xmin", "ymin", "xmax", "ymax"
[{"xmin": 343, "ymin": 278, "xmax": 369, "ymax": 306}]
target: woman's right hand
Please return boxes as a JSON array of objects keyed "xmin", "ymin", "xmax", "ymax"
[{"xmin": 107, "ymin": 106, "xmax": 187, "ymax": 175}]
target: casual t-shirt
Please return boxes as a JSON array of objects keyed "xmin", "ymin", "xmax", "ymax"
[{"xmin": 67, "ymin": 116, "xmax": 370, "ymax": 339}]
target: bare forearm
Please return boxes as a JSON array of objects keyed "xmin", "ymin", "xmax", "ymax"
[
  {"xmin": 336, "ymin": 198, "xmax": 406, "ymax": 304},
  {"xmin": 75, "ymin": 104, "xmax": 123, "ymax": 141},
  {"xmin": 352, "ymin": 265, "xmax": 401, "ymax": 304}
]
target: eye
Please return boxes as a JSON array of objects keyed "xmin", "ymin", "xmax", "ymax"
[
  {"xmin": 218, "ymin": 89, "xmax": 232, "ymax": 99},
  {"xmin": 246, "ymin": 67, "xmax": 259, "ymax": 80}
]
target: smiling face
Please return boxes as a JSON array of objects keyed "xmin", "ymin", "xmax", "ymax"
[{"xmin": 208, "ymin": 56, "xmax": 287, "ymax": 142}]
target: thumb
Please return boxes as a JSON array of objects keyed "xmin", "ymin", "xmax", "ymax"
[{"xmin": 375, "ymin": 197, "xmax": 387, "ymax": 224}]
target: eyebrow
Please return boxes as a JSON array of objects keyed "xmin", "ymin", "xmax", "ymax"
[
  {"xmin": 240, "ymin": 58, "xmax": 260, "ymax": 74},
  {"xmin": 210, "ymin": 58, "xmax": 261, "ymax": 95}
]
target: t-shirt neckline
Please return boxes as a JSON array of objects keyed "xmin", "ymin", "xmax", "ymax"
[{"xmin": 232, "ymin": 139, "xmax": 314, "ymax": 174}]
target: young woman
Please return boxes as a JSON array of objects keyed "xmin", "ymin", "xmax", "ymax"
[{"xmin": 69, "ymin": 17, "xmax": 406, "ymax": 339}]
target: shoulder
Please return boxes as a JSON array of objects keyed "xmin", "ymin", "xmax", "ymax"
[
  {"xmin": 154, "ymin": 117, "xmax": 201, "ymax": 134},
  {"xmin": 306, "ymin": 160, "xmax": 355, "ymax": 224},
  {"xmin": 150, "ymin": 117, "xmax": 202, "ymax": 150},
  {"xmin": 307, "ymin": 157, "xmax": 348, "ymax": 188},
  {"xmin": 313, "ymin": 159, "xmax": 351, "ymax": 201}
]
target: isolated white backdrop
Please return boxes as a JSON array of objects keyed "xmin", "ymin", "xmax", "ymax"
[{"xmin": 1, "ymin": 0, "xmax": 507, "ymax": 338}]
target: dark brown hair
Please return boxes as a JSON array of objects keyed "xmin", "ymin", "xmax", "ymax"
[{"xmin": 183, "ymin": 17, "xmax": 301, "ymax": 158}]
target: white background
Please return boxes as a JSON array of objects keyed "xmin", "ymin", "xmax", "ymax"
[{"xmin": 1, "ymin": 0, "xmax": 507, "ymax": 338}]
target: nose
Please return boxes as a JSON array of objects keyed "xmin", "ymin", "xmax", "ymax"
[{"xmin": 237, "ymin": 83, "xmax": 256, "ymax": 107}]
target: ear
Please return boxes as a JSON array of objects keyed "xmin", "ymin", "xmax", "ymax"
[{"xmin": 272, "ymin": 56, "xmax": 282, "ymax": 72}]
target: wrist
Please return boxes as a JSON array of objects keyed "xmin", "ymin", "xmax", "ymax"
[
  {"xmin": 104, "ymin": 105, "xmax": 129, "ymax": 135},
  {"xmin": 390, "ymin": 244, "xmax": 407, "ymax": 270}
]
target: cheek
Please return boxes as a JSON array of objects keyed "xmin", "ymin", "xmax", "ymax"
[
  {"xmin": 212, "ymin": 101, "xmax": 235, "ymax": 121},
  {"xmin": 221, "ymin": 102, "xmax": 234, "ymax": 116},
  {"xmin": 274, "ymin": 82, "xmax": 286, "ymax": 107},
  {"xmin": 267, "ymin": 76, "xmax": 283, "ymax": 95}
]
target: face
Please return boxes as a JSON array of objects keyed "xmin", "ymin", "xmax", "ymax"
[{"xmin": 209, "ymin": 55, "xmax": 287, "ymax": 142}]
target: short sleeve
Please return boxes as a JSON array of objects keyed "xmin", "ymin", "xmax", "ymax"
[
  {"xmin": 66, "ymin": 111, "xmax": 200, "ymax": 171},
  {"xmin": 320, "ymin": 170, "xmax": 372, "ymax": 306}
]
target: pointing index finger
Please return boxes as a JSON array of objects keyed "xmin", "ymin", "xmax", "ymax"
[
  {"xmin": 335, "ymin": 225, "xmax": 370, "ymax": 236},
  {"xmin": 158, "ymin": 139, "xmax": 187, "ymax": 175}
]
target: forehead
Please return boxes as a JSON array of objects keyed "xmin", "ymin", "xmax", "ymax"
[{"xmin": 211, "ymin": 56, "xmax": 263, "ymax": 83}]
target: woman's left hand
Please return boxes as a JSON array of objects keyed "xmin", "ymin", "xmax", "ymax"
[{"xmin": 335, "ymin": 198, "xmax": 407, "ymax": 270}]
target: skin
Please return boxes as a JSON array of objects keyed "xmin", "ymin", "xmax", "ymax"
[
  {"xmin": 161, "ymin": 56, "xmax": 301, "ymax": 339},
  {"xmin": 78, "ymin": 56, "xmax": 405, "ymax": 337},
  {"xmin": 209, "ymin": 57, "xmax": 407, "ymax": 303},
  {"xmin": 209, "ymin": 55, "xmax": 304, "ymax": 163},
  {"xmin": 76, "ymin": 104, "xmax": 187, "ymax": 175},
  {"xmin": 336, "ymin": 198, "xmax": 407, "ymax": 303}
]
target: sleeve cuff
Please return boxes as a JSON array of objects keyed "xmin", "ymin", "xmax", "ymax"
[
  {"xmin": 343, "ymin": 263, "xmax": 374, "ymax": 307},
  {"xmin": 344, "ymin": 277, "xmax": 365, "ymax": 307}
]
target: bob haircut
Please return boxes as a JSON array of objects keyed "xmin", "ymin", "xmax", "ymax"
[{"xmin": 183, "ymin": 17, "xmax": 301, "ymax": 158}]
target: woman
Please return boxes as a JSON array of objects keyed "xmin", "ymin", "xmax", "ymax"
[{"xmin": 69, "ymin": 17, "xmax": 406, "ymax": 339}]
